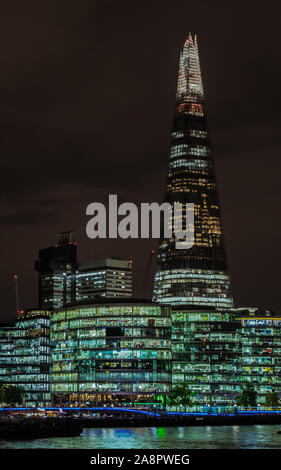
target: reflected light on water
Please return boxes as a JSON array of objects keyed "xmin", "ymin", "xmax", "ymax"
[{"xmin": 0, "ymin": 425, "xmax": 281, "ymax": 449}]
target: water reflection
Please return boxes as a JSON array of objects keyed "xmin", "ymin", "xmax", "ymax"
[{"xmin": 0, "ymin": 425, "xmax": 281, "ymax": 449}]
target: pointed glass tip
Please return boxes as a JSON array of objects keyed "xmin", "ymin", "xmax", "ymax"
[
  {"xmin": 185, "ymin": 32, "xmax": 197, "ymax": 44},
  {"xmin": 177, "ymin": 32, "xmax": 203, "ymax": 100}
]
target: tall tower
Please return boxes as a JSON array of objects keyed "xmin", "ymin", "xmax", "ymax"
[
  {"xmin": 153, "ymin": 34, "xmax": 233, "ymax": 308},
  {"xmin": 34, "ymin": 232, "xmax": 77, "ymax": 310}
]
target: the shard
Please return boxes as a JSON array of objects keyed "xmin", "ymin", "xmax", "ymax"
[{"xmin": 153, "ymin": 33, "xmax": 233, "ymax": 308}]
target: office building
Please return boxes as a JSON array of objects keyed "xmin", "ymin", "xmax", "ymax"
[
  {"xmin": 0, "ymin": 310, "xmax": 51, "ymax": 407},
  {"xmin": 236, "ymin": 308, "xmax": 281, "ymax": 404},
  {"xmin": 34, "ymin": 232, "xmax": 77, "ymax": 310},
  {"xmin": 0, "ymin": 323, "xmax": 15, "ymax": 385},
  {"xmin": 172, "ymin": 306, "xmax": 240, "ymax": 406},
  {"xmin": 76, "ymin": 258, "xmax": 133, "ymax": 301},
  {"xmin": 50, "ymin": 300, "xmax": 171, "ymax": 407}
]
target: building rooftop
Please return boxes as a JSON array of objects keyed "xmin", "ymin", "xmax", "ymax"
[
  {"xmin": 78, "ymin": 258, "xmax": 132, "ymax": 271},
  {"xmin": 63, "ymin": 297, "xmax": 155, "ymax": 308}
]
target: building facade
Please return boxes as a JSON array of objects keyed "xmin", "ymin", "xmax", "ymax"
[
  {"xmin": 0, "ymin": 323, "xmax": 15, "ymax": 385},
  {"xmin": 172, "ymin": 306, "xmax": 241, "ymax": 406},
  {"xmin": 76, "ymin": 258, "xmax": 133, "ymax": 301},
  {"xmin": 153, "ymin": 33, "xmax": 233, "ymax": 308},
  {"xmin": 35, "ymin": 234, "xmax": 133, "ymax": 310},
  {"xmin": 237, "ymin": 308, "xmax": 281, "ymax": 405},
  {"xmin": 34, "ymin": 232, "xmax": 77, "ymax": 310},
  {"xmin": 1, "ymin": 305, "xmax": 281, "ymax": 408},
  {"xmin": 0, "ymin": 310, "xmax": 51, "ymax": 407},
  {"xmin": 171, "ymin": 306, "xmax": 281, "ymax": 407},
  {"xmin": 50, "ymin": 300, "xmax": 171, "ymax": 407}
]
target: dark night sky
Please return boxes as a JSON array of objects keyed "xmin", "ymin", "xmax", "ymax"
[{"xmin": 0, "ymin": 0, "xmax": 280, "ymax": 321}]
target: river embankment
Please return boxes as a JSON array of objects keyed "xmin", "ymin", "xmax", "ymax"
[
  {"xmin": 0, "ymin": 418, "xmax": 83, "ymax": 439},
  {"xmin": 75, "ymin": 413, "xmax": 281, "ymax": 428}
]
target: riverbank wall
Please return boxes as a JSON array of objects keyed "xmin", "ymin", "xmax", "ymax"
[{"xmin": 76, "ymin": 413, "xmax": 281, "ymax": 428}]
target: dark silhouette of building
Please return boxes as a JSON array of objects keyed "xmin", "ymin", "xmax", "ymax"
[
  {"xmin": 35, "ymin": 233, "xmax": 133, "ymax": 310},
  {"xmin": 34, "ymin": 231, "xmax": 77, "ymax": 310}
]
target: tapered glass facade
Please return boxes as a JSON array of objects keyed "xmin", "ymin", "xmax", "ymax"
[{"xmin": 154, "ymin": 34, "xmax": 233, "ymax": 308}]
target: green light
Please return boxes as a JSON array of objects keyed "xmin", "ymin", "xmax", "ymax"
[{"xmin": 156, "ymin": 428, "xmax": 166, "ymax": 438}]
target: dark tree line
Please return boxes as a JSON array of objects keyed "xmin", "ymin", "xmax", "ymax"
[
  {"xmin": 0, "ymin": 382, "xmax": 25, "ymax": 406},
  {"xmin": 167, "ymin": 382, "xmax": 280, "ymax": 408}
]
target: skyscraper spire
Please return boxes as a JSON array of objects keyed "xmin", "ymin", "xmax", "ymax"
[
  {"xmin": 176, "ymin": 33, "xmax": 203, "ymax": 101},
  {"xmin": 153, "ymin": 35, "xmax": 233, "ymax": 308}
]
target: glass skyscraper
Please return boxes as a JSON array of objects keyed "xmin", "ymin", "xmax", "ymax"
[{"xmin": 153, "ymin": 33, "xmax": 233, "ymax": 308}]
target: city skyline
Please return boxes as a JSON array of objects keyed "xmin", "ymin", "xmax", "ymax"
[{"xmin": 1, "ymin": 1, "xmax": 281, "ymax": 321}]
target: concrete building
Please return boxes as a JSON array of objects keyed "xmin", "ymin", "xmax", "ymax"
[{"xmin": 76, "ymin": 258, "xmax": 133, "ymax": 301}]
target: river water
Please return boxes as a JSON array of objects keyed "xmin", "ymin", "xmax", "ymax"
[{"xmin": 0, "ymin": 425, "xmax": 281, "ymax": 449}]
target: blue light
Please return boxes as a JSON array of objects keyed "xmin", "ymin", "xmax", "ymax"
[{"xmin": 0, "ymin": 406, "xmax": 281, "ymax": 417}]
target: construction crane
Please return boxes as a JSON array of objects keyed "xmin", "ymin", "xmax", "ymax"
[
  {"xmin": 13, "ymin": 274, "xmax": 24, "ymax": 316},
  {"xmin": 142, "ymin": 250, "xmax": 156, "ymax": 299},
  {"xmin": 123, "ymin": 259, "xmax": 133, "ymax": 297}
]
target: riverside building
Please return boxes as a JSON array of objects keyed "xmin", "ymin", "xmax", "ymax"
[
  {"xmin": 236, "ymin": 308, "xmax": 281, "ymax": 405},
  {"xmin": 171, "ymin": 306, "xmax": 281, "ymax": 407},
  {"xmin": 50, "ymin": 300, "xmax": 172, "ymax": 407},
  {"xmin": 0, "ymin": 323, "xmax": 15, "ymax": 385},
  {"xmin": 0, "ymin": 310, "xmax": 51, "ymax": 407},
  {"xmin": 1, "ymin": 306, "xmax": 281, "ymax": 408},
  {"xmin": 34, "ymin": 232, "xmax": 77, "ymax": 310},
  {"xmin": 171, "ymin": 306, "xmax": 241, "ymax": 406}
]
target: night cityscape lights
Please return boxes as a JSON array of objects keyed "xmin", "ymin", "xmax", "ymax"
[
  {"xmin": 0, "ymin": 34, "xmax": 280, "ymax": 411},
  {"xmin": 50, "ymin": 301, "xmax": 171, "ymax": 407},
  {"xmin": 0, "ymin": 310, "xmax": 51, "ymax": 406}
]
